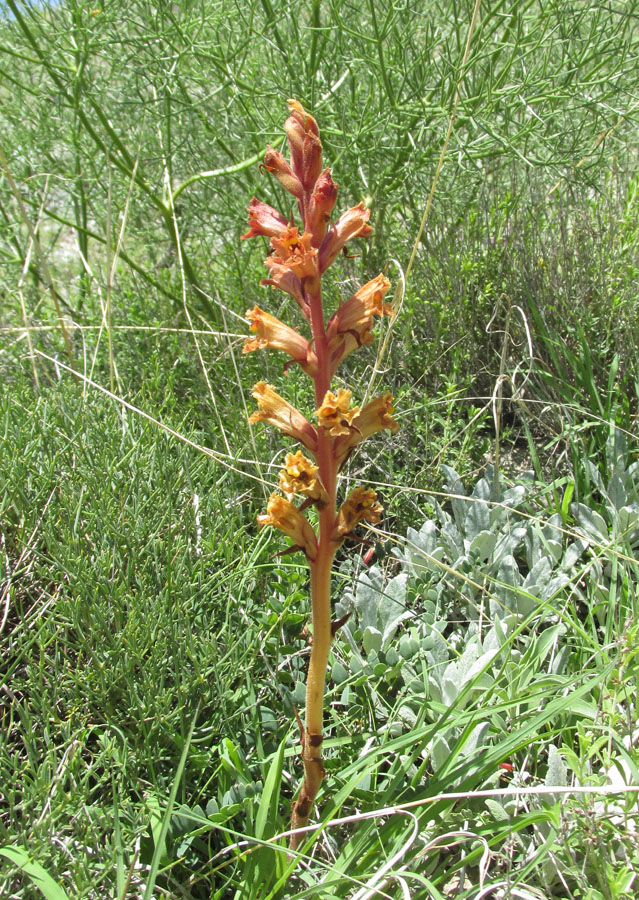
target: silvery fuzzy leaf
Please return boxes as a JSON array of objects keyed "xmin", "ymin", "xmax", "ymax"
[
  {"xmin": 542, "ymin": 572, "xmax": 570, "ymax": 601},
  {"xmin": 363, "ymin": 625, "xmax": 383, "ymax": 655},
  {"xmin": 492, "ymin": 527, "xmax": 528, "ymax": 565},
  {"xmin": 494, "ymin": 554, "xmax": 523, "ymax": 609},
  {"xmin": 573, "ymin": 502, "xmax": 609, "ymax": 541},
  {"xmin": 431, "ymin": 734, "xmax": 451, "ymax": 772},
  {"xmin": 427, "ymin": 627, "xmax": 449, "ymax": 667},
  {"xmin": 607, "ymin": 473, "xmax": 627, "ymax": 511},
  {"xmin": 398, "ymin": 705, "xmax": 417, "ymax": 727},
  {"xmin": 404, "ymin": 520, "xmax": 443, "ymax": 574},
  {"xmin": 523, "ymin": 555, "xmax": 553, "ymax": 595},
  {"xmin": 472, "ymin": 476, "xmax": 491, "ymax": 502},
  {"xmin": 456, "ymin": 640, "xmax": 480, "ymax": 680},
  {"xmin": 442, "ymin": 676, "xmax": 459, "ymax": 705},
  {"xmin": 470, "ymin": 530, "xmax": 498, "ymax": 562},
  {"xmin": 616, "ymin": 505, "xmax": 639, "ymax": 545},
  {"xmin": 428, "ymin": 676, "xmax": 442, "ymax": 704},
  {"xmin": 586, "ymin": 460, "xmax": 606, "ymax": 494},
  {"xmin": 502, "ymin": 483, "xmax": 527, "ymax": 507},
  {"xmin": 398, "ymin": 633, "xmax": 419, "ymax": 659},
  {"xmin": 378, "ymin": 573, "xmax": 412, "ymax": 646},
  {"xmin": 607, "ymin": 424, "xmax": 627, "ymax": 473},
  {"xmin": 441, "ymin": 464, "xmax": 468, "ymax": 532},
  {"xmin": 464, "ymin": 722, "xmax": 489, "ymax": 756},
  {"xmin": 439, "ymin": 519, "xmax": 464, "ymax": 560},
  {"xmin": 466, "ymin": 497, "xmax": 490, "ymax": 538},
  {"xmin": 354, "ymin": 568, "xmax": 385, "ymax": 631},
  {"xmin": 544, "ymin": 744, "xmax": 567, "ymax": 805},
  {"xmin": 465, "ymin": 648, "xmax": 500, "ymax": 684}
]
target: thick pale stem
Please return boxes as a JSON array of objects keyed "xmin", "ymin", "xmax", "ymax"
[{"xmin": 290, "ymin": 278, "xmax": 336, "ymax": 849}]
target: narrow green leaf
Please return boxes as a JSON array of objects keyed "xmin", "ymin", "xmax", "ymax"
[{"xmin": 0, "ymin": 847, "xmax": 71, "ymax": 900}]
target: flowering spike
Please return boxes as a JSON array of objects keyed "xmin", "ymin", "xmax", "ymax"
[{"xmin": 242, "ymin": 101, "xmax": 400, "ymax": 850}]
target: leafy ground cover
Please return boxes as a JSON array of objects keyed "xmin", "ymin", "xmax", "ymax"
[{"xmin": 1, "ymin": 1, "xmax": 639, "ymax": 898}]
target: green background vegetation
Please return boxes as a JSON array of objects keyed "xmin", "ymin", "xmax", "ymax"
[{"xmin": 1, "ymin": 0, "xmax": 638, "ymax": 897}]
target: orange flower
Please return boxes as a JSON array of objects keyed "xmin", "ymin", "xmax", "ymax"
[
  {"xmin": 333, "ymin": 486, "xmax": 383, "ymax": 540},
  {"xmin": 285, "ymin": 99, "xmax": 323, "ymax": 190},
  {"xmin": 333, "ymin": 392, "xmax": 399, "ymax": 464},
  {"xmin": 250, "ymin": 382, "xmax": 318, "ymax": 453},
  {"xmin": 241, "ymin": 197, "xmax": 290, "ymax": 240},
  {"xmin": 257, "ymin": 493, "xmax": 318, "ymax": 560},
  {"xmin": 243, "ymin": 306, "xmax": 318, "ymax": 376},
  {"xmin": 279, "ymin": 451, "xmax": 327, "ymax": 503},
  {"xmin": 326, "ymin": 274, "xmax": 393, "ymax": 370},
  {"xmin": 316, "ymin": 389, "xmax": 360, "ymax": 437},
  {"xmin": 270, "ymin": 228, "xmax": 319, "ymax": 282},
  {"xmin": 260, "ymin": 261, "xmax": 308, "ymax": 319},
  {"xmin": 318, "ymin": 202, "xmax": 372, "ymax": 273}
]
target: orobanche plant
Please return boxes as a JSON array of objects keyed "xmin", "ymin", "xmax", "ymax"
[{"xmin": 241, "ymin": 100, "xmax": 398, "ymax": 846}]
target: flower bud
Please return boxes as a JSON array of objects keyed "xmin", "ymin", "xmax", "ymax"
[
  {"xmin": 263, "ymin": 147, "xmax": 303, "ymax": 198},
  {"xmin": 285, "ymin": 99, "xmax": 323, "ymax": 190},
  {"xmin": 306, "ymin": 169, "xmax": 338, "ymax": 246}
]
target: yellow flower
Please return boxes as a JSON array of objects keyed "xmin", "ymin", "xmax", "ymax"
[
  {"xmin": 333, "ymin": 392, "xmax": 399, "ymax": 464},
  {"xmin": 243, "ymin": 307, "xmax": 318, "ymax": 376},
  {"xmin": 249, "ymin": 382, "xmax": 318, "ymax": 453},
  {"xmin": 325, "ymin": 274, "xmax": 393, "ymax": 370},
  {"xmin": 257, "ymin": 493, "xmax": 318, "ymax": 560},
  {"xmin": 333, "ymin": 487, "xmax": 383, "ymax": 541},
  {"xmin": 316, "ymin": 389, "xmax": 360, "ymax": 437},
  {"xmin": 279, "ymin": 451, "xmax": 327, "ymax": 503}
]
